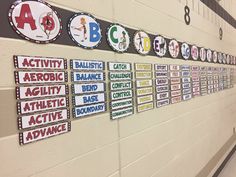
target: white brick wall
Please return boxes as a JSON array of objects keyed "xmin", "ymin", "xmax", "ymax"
[{"xmin": 1, "ymin": 0, "xmax": 236, "ymax": 177}]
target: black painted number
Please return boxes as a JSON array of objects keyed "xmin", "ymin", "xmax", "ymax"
[
  {"xmin": 219, "ymin": 27, "xmax": 223, "ymax": 40},
  {"xmin": 184, "ymin": 6, "xmax": 190, "ymax": 25}
]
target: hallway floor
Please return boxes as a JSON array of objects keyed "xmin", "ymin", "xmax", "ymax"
[{"xmin": 218, "ymin": 152, "xmax": 236, "ymax": 177}]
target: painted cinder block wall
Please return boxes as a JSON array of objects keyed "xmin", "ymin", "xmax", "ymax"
[{"xmin": 1, "ymin": 0, "xmax": 236, "ymax": 177}]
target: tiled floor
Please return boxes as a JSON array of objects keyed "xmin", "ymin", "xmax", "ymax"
[{"xmin": 218, "ymin": 152, "xmax": 236, "ymax": 177}]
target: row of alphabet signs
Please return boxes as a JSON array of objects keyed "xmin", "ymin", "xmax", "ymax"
[
  {"xmin": 8, "ymin": 0, "xmax": 236, "ymax": 64},
  {"xmin": 14, "ymin": 55, "xmax": 71, "ymax": 145}
]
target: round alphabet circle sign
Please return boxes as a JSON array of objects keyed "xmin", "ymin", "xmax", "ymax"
[
  {"xmin": 153, "ymin": 35, "xmax": 167, "ymax": 57},
  {"xmin": 222, "ymin": 53, "xmax": 227, "ymax": 64},
  {"xmin": 107, "ymin": 24, "xmax": 130, "ymax": 52},
  {"xmin": 181, "ymin": 43, "xmax": 190, "ymax": 60},
  {"xmin": 133, "ymin": 31, "xmax": 151, "ymax": 55},
  {"xmin": 191, "ymin": 45, "xmax": 199, "ymax": 60},
  {"xmin": 68, "ymin": 13, "xmax": 102, "ymax": 49},
  {"xmin": 212, "ymin": 51, "xmax": 218, "ymax": 63},
  {"xmin": 200, "ymin": 48, "xmax": 206, "ymax": 62},
  {"xmin": 218, "ymin": 52, "xmax": 223, "ymax": 64},
  {"xmin": 226, "ymin": 54, "xmax": 230, "ymax": 64},
  {"xmin": 8, "ymin": 0, "xmax": 62, "ymax": 43},
  {"xmin": 207, "ymin": 49, "xmax": 212, "ymax": 62},
  {"xmin": 168, "ymin": 39, "xmax": 179, "ymax": 58}
]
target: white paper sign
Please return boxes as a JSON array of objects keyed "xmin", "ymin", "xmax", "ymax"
[
  {"xmin": 170, "ymin": 65, "xmax": 180, "ymax": 71},
  {"xmin": 136, "ymin": 87, "xmax": 153, "ymax": 96},
  {"xmin": 135, "ymin": 71, "xmax": 152, "ymax": 79},
  {"xmin": 192, "ymin": 82, "xmax": 200, "ymax": 87},
  {"xmin": 181, "ymin": 65, "xmax": 190, "ymax": 71},
  {"xmin": 171, "ymin": 90, "xmax": 181, "ymax": 97},
  {"xmin": 14, "ymin": 55, "xmax": 66, "ymax": 69},
  {"xmin": 111, "ymin": 98, "xmax": 133, "ymax": 110},
  {"xmin": 182, "ymin": 77, "xmax": 191, "ymax": 83},
  {"xmin": 156, "ymin": 85, "xmax": 169, "ymax": 93},
  {"xmin": 72, "ymin": 72, "xmax": 105, "ymax": 82},
  {"xmin": 15, "ymin": 71, "xmax": 67, "ymax": 84},
  {"xmin": 135, "ymin": 63, "xmax": 152, "ymax": 71},
  {"xmin": 157, "ymin": 92, "xmax": 169, "ymax": 100},
  {"xmin": 170, "ymin": 78, "xmax": 181, "ymax": 84},
  {"xmin": 156, "ymin": 72, "xmax": 169, "ymax": 77},
  {"xmin": 201, "ymin": 81, "xmax": 207, "ymax": 86},
  {"xmin": 137, "ymin": 102, "xmax": 154, "ymax": 113},
  {"xmin": 19, "ymin": 109, "xmax": 69, "ymax": 129},
  {"xmin": 156, "ymin": 78, "xmax": 169, "ymax": 85},
  {"xmin": 73, "ymin": 83, "xmax": 105, "ymax": 94},
  {"xmin": 73, "ymin": 93, "xmax": 105, "ymax": 106},
  {"xmin": 71, "ymin": 59, "xmax": 104, "ymax": 70},
  {"xmin": 110, "ymin": 90, "xmax": 133, "ymax": 100},
  {"xmin": 193, "ymin": 92, "xmax": 201, "ymax": 96},
  {"xmin": 183, "ymin": 88, "xmax": 191, "ymax": 94},
  {"xmin": 192, "ymin": 77, "xmax": 200, "ymax": 82},
  {"xmin": 192, "ymin": 66, "xmax": 200, "ymax": 71},
  {"xmin": 193, "ymin": 87, "xmax": 200, "ymax": 92},
  {"xmin": 136, "ymin": 80, "xmax": 153, "ymax": 88},
  {"xmin": 183, "ymin": 94, "xmax": 192, "ymax": 101},
  {"xmin": 182, "ymin": 71, "xmax": 190, "ymax": 77},
  {"xmin": 157, "ymin": 99, "xmax": 170, "ymax": 108},
  {"xmin": 74, "ymin": 102, "xmax": 106, "ymax": 118},
  {"xmin": 108, "ymin": 62, "xmax": 131, "ymax": 71},
  {"xmin": 137, "ymin": 95, "xmax": 153, "ymax": 104},
  {"xmin": 16, "ymin": 85, "xmax": 67, "ymax": 99},
  {"xmin": 171, "ymin": 84, "xmax": 181, "ymax": 91},
  {"xmin": 170, "ymin": 71, "xmax": 180, "ymax": 77},
  {"xmin": 109, "ymin": 72, "xmax": 132, "ymax": 81},
  {"xmin": 155, "ymin": 64, "xmax": 168, "ymax": 71},
  {"xmin": 182, "ymin": 83, "xmax": 191, "ymax": 89},
  {"xmin": 111, "ymin": 107, "xmax": 133, "ymax": 119},
  {"xmin": 17, "ymin": 97, "xmax": 68, "ymax": 114},
  {"xmin": 20, "ymin": 121, "xmax": 70, "ymax": 145},
  {"xmin": 110, "ymin": 81, "xmax": 132, "ymax": 91},
  {"xmin": 171, "ymin": 96, "xmax": 182, "ymax": 104}
]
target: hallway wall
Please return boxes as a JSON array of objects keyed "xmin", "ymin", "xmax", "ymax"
[{"xmin": 1, "ymin": 0, "xmax": 236, "ymax": 177}]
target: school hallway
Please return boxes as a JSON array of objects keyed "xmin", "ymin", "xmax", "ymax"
[{"xmin": 1, "ymin": 0, "xmax": 236, "ymax": 177}]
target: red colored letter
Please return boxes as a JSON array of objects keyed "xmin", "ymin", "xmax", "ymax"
[{"xmin": 15, "ymin": 4, "xmax": 37, "ymax": 30}]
